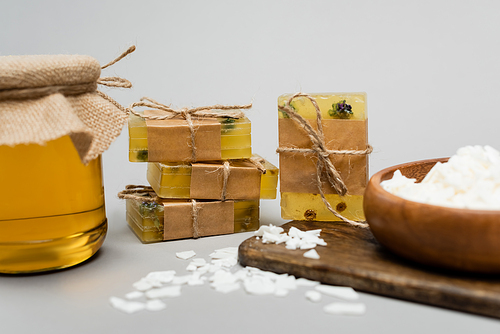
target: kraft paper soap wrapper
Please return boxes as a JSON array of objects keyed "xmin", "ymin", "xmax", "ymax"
[
  {"xmin": 279, "ymin": 118, "xmax": 368, "ymax": 196},
  {"xmin": 162, "ymin": 200, "xmax": 234, "ymax": 240},
  {"xmin": 145, "ymin": 109, "xmax": 222, "ymax": 162},
  {"xmin": 190, "ymin": 160, "xmax": 262, "ymax": 200}
]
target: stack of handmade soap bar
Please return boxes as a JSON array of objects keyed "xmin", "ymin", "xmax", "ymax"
[
  {"xmin": 278, "ymin": 93, "xmax": 369, "ymax": 222},
  {"xmin": 126, "ymin": 107, "xmax": 278, "ymax": 243}
]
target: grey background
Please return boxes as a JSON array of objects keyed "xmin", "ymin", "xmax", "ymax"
[{"xmin": 2, "ymin": 0, "xmax": 500, "ymax": 333}]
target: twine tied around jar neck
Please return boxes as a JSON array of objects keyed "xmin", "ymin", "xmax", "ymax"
[
  {"xmin": 276, "ymin": 92, "xmax": 373, "ymax": 228},
  {"xmin": 126, "ymin": 97, "xmax": 252, "ymax": 161},
  {"xmin": 0, "ymin": 46, "xmax": 135, "ymax": 103},
  {"xmin": 0, "ymin": 45, "xmax": 136, "ymax": 164}
]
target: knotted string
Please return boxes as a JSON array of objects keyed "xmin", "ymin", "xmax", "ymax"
[
  {"xmin": 95, "ymin": 45, "xmax": 135, "ymax": 113},
  {"xmin": 0, "ymin": 46, "xmax": 135, "ymax": 103},
  {"xmin": 211, "ymin": 157, "xmax": 267, "ymax": 201},
  {"xmin": 117, "ymin": 185, "xmax": 158, "ymax": 202},
  {"xmin": 220, "ymin": 161, "xmax": 231, "ymax": 201},
  {"xmin": 118, "ymin": 185, "xmax": 202, "ymax": 239},
  {"xmin": 191, "ymin": 199, "xmax": 200, "ymax": 239},
  {"xmin": 126, "ymin": 97, "xmax": 252, "ymax": 161},
  {"xmin": 276, "ymin": 93, "xmax": 372, "ymax": 228}
]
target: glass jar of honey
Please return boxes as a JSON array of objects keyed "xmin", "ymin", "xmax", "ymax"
[
  {"xmin": 0, "ymin": 52, "xmax": 130, "ymax": 273},
  {"xmin": 0, "ymin": 137, "xmax": 107, "ymax": 273}
]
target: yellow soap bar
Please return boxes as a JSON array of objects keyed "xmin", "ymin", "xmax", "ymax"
[
  {"xmin": 147, "ymin": 155, "xmax": 278, "ymax": 200},
  {"xmin": 129, "ymin": 113, "xmax": 252, "ymax": 162},
  {"xmin": 126, "ymin": 198, "xmax": 260, "ymax": 243},
  {"xmin": 278, "ymin": 92, "xmax": 368, "ymax": 222},
  {"xmin": 280, "ymin": 192, "xmax": 365, "ymax": 221}
]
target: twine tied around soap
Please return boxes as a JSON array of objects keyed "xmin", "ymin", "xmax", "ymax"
[
  {"xmin": 276, "ymin": 92, "xmax": 373, "ymax": 228},
  {"xmin": 126, "ymin": 97, "xmax": 252, "ymax": 161},
  {"xmin": 117, "ymin": 184, "xmax": 158, "ymax": 202},
  {"xmin": 117, "ymin": 185, "xmax": 202, "ymax": 239},
  {"xmin": 214, "ymin": 156, "xmax": 267, "ymax": 201}
]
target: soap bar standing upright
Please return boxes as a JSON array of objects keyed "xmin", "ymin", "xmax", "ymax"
[{"xmin": 278, "ymin": 93, "xmax": 369, "ymax": 222}]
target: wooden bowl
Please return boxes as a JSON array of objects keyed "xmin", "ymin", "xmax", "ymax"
[{"xmin": 364, "ymin": 158, "xmax": 500, "ymax": 274}]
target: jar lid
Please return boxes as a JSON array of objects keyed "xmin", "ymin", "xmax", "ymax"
[
  {"xmin": 0, "ymin": 55, "xmax": 100, "ymax": 91},
  {"xmin": 0, "ymin": 52, "xmax": 131, "ymax": 164}
]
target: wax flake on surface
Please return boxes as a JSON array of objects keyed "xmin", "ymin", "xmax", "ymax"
[
  {"xmin": 172, "ymin": 275, "xmax": 191, "ymax": 285},
  {"xmin": 145, "ymin": 285, "xmax": 182, "ymax": 299},
  {"xmin": 275, "ymin": 274, "xmax": 297, "ymax": 291},
  {"xmin": 315, "ymin": 285, "xmax": 359, "ymax": 300},
  {"xmin": 296, "ymin": 278, "xmax": 320, "ymax": 287},
  {"xmin": 125, "ymin": 291, "xmax": 144, "ymax": 300},
  {"xmin": 109, "ymin": 246, "xmax": 363, "ymax": 317},
  {"xmin": 146, "ymin": 299, "xmax": 167, "ymax": 311},
  {"xmin": 132, "ymin": 278, "xmax": 160, "ymax": 291},
  {"xmin": 215, "ymin": 282, "xmax": 241, "ymax": 294},
  {"xmin": 254, "ymin": 225, "xmax": 326, "ymax": 250},
  {"xmin": 274, "ymin": 288, "xmax": 289, "ymax": 297},
  {"xmin": 191, "ymin": 258, "xmax": 207, "ymax": 266},
  {"xmin": 243, "ymin": 276, "xmax": 275, "ymax": 296},
  {"xmin": 303, "ymin": 249, "xmax": 320, "ymax": 259},
  {"xmin": 186, "ymin": 264, "xmax": 198, "ymax": 271},
  {"xmin": 176, "ymin": 250, "xmax": 196, "ymax": 260},
  {"xmin": 210, "ymin": 247, "xmax": 239, "ymax": 259},
  {"xmin": 212, "ymin": 257, "xmax": 238, "ymax": 268},
  {"xmin": 145, "ymin": 270, "xmax": 176, "ymax": 283},
  {"xmin": 187, "ymin": 272, "xmax": 206, "ymax": 286},
  {"xmin": 305, "ymin": 290, "xmax": 322, "ymax": 303},
  {"xmin": 323, "ymin": 302, "xmax": 366, "ymax": 316},
  {"xmin": 109, "ymin": 297, "xmax": 146, "ymax": 314}
]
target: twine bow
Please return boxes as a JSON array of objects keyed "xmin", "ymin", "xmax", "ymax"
[
  {"xmin": 126, "ymin": 97, "xmax": 252, "ymax": 161},
  {"xmin": 276, "ymin": 93, "xmax": 373, "ymax": 228}
]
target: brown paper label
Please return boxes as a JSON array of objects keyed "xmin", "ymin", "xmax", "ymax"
[
  {"xmin": 162, "ymin": 200, "xmax": 234, "ymax": 240},
  {"xmin": 278, "ymin": 118, "xmax": 368, "ymax": 196},
  {"xmin": 190, "ymin": 160, "xmax": 261, "ymax": 200},
  {"xmin": 145, "ymin": 110, "xmax": 222, "ymax": 162}
]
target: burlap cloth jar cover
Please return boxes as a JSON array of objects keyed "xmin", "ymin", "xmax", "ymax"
[
  {"xmin": 0, "ymin": 51, "xmax": 132, "ymax": 273},
  {"xmin": 0, "ymin": 54, "xmax": 128, "ymax": 162}
]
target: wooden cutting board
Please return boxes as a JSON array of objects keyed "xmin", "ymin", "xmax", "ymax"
[{"xmin": 238, "ymin": 220, "xmax": 500, "ymax": 319}]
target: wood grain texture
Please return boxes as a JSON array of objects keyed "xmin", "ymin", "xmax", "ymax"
[{"xmin": 238, "ymin": 221, "xmax": 500, "ymax": 319}]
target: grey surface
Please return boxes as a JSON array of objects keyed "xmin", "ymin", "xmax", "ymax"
[{"xmin": 2, "ymin": 0, "xmax": 500, "ymax": 332}]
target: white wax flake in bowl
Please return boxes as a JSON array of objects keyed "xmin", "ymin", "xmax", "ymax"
[
  {"xmin": 109, "ymin": 246, "xmax": 364, "ymax": 317},
  {"xmin": 176, "ymin": 250, "xmax": 196, "ymax": 260},
  {"xmin": 381, "ymin": 145, "xmax": 500, "ymax": 210}
]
